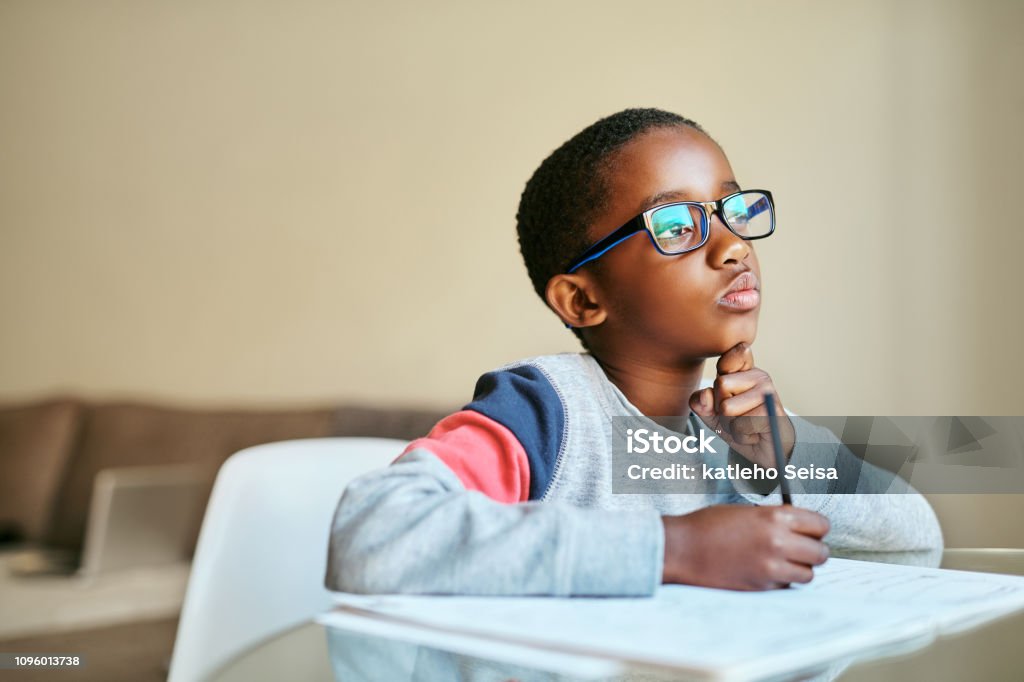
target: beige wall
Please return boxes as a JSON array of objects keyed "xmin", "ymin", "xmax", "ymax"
[{"xmin": 1, "ymin": 0, "xmax": 1022, "ymax": 416}]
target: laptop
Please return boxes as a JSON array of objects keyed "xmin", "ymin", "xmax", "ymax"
[{"xmin": 8, "ymin": 464, "xmax": 204, "ymax": 577}]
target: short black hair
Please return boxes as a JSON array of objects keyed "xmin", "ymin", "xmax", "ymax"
[{"xmin": 516, "ymin": 108, "xmax": 706, "ymax": 341}]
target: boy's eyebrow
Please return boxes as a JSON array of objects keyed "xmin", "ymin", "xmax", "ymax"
[{"xmin": 639, "ymin": 180, "xmax": 742, "ymax": 212}]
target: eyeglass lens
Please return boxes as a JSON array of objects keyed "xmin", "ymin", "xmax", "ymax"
[{"xmin": 650, "ymin": 191, "xmax": 772, "ymax": 254}]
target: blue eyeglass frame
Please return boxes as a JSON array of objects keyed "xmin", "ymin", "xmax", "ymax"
[{"xmin": 565, "ymin": 189, "xmax": 775, "ymax": 274}]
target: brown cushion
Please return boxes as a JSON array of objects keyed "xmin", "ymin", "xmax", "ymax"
[
  {"xmin": 45, "ymin": 403, "xmax": 338, "ymax": 551},
  {"xmin": 331, "ymin": 405, "xmax": 449, "ymax": 442},
  {"xmin": 0, "ymin": 398, "xmax": 83, "ymax": 543}
]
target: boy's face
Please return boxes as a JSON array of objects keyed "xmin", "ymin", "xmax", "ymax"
[{"xmin": 585, "ymin": 126, "xmax": 761, "ymax": 363}]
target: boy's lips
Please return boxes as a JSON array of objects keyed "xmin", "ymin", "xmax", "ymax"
[{"xmin": 718, "ymin": 272, "xmax": 761, "ymax": 311}]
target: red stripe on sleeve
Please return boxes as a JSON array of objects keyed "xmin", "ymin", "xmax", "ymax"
[{"xmin": 393, "ymin": 410, "xmax": 531, "ymax": 504}]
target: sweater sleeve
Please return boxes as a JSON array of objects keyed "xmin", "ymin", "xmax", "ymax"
[
  {"xmin": 325, "ymin": 447, "xmax": 665, "ymax": 595},
  {"xmin": 325, "ymin": 363, "xmax": 665, "ymax": 596},
  {"xmin": 731, "ymin": 416, "xmax": 944, "ymax": 552},
  {"xmin": 400, "ymin": 410, "xmax": 532, "ymax": 504}
]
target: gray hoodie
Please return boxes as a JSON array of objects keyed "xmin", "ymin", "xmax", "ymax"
[{"xmin": 326, "ymin": 353, "xmax": 943, "ymax": 596}]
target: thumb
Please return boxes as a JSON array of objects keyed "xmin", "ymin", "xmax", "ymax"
[{"xmin": 689, "ymin": 387, "xmax": 715, "ymax": 420}]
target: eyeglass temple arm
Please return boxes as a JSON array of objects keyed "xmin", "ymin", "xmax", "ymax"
[{"xmin": 565, "ymin": 217, "xmax": 645, "ymax": 273}]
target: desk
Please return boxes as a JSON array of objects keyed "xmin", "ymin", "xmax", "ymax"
[{"xmin": 210, "ymin": 550, "xmax": 1024, "ymax": 682}]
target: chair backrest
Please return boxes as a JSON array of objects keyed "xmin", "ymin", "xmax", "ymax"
[{"xmin": 167, "ymin": 437, "xmax": 407, "ymax": 682}]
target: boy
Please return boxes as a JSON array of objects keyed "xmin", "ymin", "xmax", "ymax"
[{"xmin": 326, "ymin": 108, "xmax": 942, "ymax": 596}]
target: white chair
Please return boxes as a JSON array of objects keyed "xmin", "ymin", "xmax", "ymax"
[{"xmin": 167, "ymin": 437, "xmax": 408, "ymax": 682}]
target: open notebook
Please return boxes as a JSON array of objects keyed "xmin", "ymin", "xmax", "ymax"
[{"xmin": 320, "ymin": 558, "xmax": 1024, "ymax": 681}]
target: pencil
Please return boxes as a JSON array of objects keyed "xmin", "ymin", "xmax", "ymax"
[{"xmin": 764, "ymin": 393, "xmax": 793, "ymax": 505}]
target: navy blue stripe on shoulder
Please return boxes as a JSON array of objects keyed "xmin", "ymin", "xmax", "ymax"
[{"xmin": 464, "ymin": 364, "xmax": 565, "ymax": 501}]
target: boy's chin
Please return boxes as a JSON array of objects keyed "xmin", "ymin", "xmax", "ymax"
[{"xmin": 707, "ymin": 330, "xmax": 758, "ymax": 357}]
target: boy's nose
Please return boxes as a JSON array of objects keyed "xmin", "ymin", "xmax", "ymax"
[{"xmin": 706, "ymin": 213, "xmax": 751, "ymax": 266}]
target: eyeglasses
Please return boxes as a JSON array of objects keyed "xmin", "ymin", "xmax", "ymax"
[{"xmin": 565, "ymin": 189, "xmax": 775, "ymax": 273}]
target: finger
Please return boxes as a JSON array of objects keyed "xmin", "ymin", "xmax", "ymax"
[
  {"xmin": 782, "ymin": 534, "xmax": 830, "ymax": 567},
  {"xmin": 780, "ymin": 561, "xmax": 815, "ymax": 585},
  {"xmin": 716, "ymin": 342, "xmax": 754, "ymax": 376},
  {"xmin": 731, "ymin": 413, "xmax": 770, "ymax": 445},
  {"xmin": 713, "ymin": 369, "xmax": 767, "ymax": 401},
  {"xmin": 722, "ymin": 392, "xmax": 775, "ymax": 444},
  {"xmin": 718, "ymin": 386, "xmax": 772, "ymax": 417},
  {"xmin": 782, "ymin": 508, "xmax": 831, "ymax": 539},
  {"xmin": 761, "ymin": 558, "xmax": 811, "ymax": 588}
]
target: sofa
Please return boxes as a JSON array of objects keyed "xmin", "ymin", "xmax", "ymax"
[{"xmin": 0, "ymin": 396, "xmax": 449, "ymax": 553}]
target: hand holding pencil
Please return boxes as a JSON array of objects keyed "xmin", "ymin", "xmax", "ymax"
[{"xmin": 661, "ymin": 506, "xmax": 830, "ymax": 590}]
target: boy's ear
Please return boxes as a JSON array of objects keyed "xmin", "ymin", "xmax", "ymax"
[{"xmin": 545, "ymin": 273, "xmax": 607, "ymax": 329}]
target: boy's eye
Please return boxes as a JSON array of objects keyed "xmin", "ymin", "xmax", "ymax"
[
  {"xmin": 652, "ymin": 205, "xmax": 700, "ymax": 243},
  {"xmin": 650, "ymin": 204, "xmax": 707, "ymax": 250},
  {"xmin": 656, "ymin": 222, "xmax": 694, "ymax": 238},
  {"xmin": 654, "ymin": 222, "xmax": 696, "ymax": 246},
  {"xmin": 726, "ymin": 209, "xmax": 749, "ymax": 224}
]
